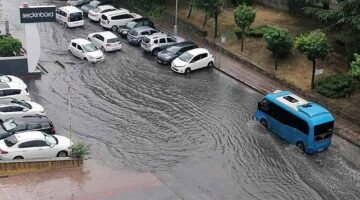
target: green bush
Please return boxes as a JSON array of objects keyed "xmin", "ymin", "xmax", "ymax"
[
  {"xmin": 129, "ymin": 0, "xmax": 164, "ymax": 19},
  {"xmin": 316, "ymin": 74, "xmax": 355, "ymax": 98},
  {"xmin": 350, "ymin": 53, "xmax": 360, "ymax": 80},
  {"xmin": 247, "ymin": 24, "xmax": 273, "ymax": 38},
  {"xmin": 71, "ymin": 142, "xmax": 90, "ymax": 159},
  {"xmin": 0, "ymin": 36, "xmax": 22, "ymax": 57}
]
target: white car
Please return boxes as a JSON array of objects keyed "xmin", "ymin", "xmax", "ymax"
[
  {"xmin": 88, "ymin": 31, "xmax": 122, "ymax": 52},
  {"xmin": 0, "ymin": 99, "xmax": 46, "ymax": 122},
  {"xmin": 88, "ymin": 5, "xmax": 122, "ymax": 22},
  {"xmin": 68, "ymin": 38, "xmax": 104, "ymax": 63},
  {"xmin": 171, "ymin": 48, "xmax": 215, "ymax": 74},
  {"xmin": 100, "ymin": 10, "xmax": 142, "ymax": 31},
  {"xmin": 0, "ymin": 75, "xmax": 30, "ymax": 101},
  {"xmin": 56, "ymin": 6, "xmax": 84, "ymax": 28},
  {"xmin": 0, "ymin": 131, "xmax": 73, "ymax": 160}
]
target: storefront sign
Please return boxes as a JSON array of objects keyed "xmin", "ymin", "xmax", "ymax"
[{"xmin": 19, "ymin": 6, "xmax": 56, "ymax": 23}]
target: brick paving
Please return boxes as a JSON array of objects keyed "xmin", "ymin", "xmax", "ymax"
[{"xmin": 157, "ymin": 21, "xmax": 360, "ymax": 147}]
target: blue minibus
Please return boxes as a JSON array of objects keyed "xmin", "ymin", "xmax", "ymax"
[{"xmin": 256, "ymin": 90, "xmax": 334, "ymax": 154}]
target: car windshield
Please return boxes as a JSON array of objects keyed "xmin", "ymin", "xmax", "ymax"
[
  {"xmin": 178, "ymin": 52, "xmax": 193, "ymax": 62},
  {"xmin": 167, "ymin": 46, "xmax": 181, "ymax": 54},
  {"xmin": 4, "ymin": 135, "xmax": 18, "ymax": 147},
  {"xmin": 107, "ymin": 38, "xmax": 119, "ymax": 43},
  {"xmin": 13, "ymin": 101, "xmax": 32, "ymax": 109},
  {"xmin": 44, "ymin": 134, "xmax": 58, "ymax": 145},
  {"xmin": 2, "ymin": 119, "xmax": 17, "ymax": 132},
  {"xmin": 83, "ymin": 44, "xmax": 98, "ymax": 52},
  {"xmin": 315, "ymin": 121, "xmax": 334, "ymax": 136},
  {"xmin": 142, "ymin": 37, "xmax": 150, "ymax": 43},
  {"xmin": 92, "ymin": 8, "xmax": 100, "ymax": 12},
  {"xmin": 0, "ymin": 76, "xmax": 10, "ymax": 82},
  {"xmin": 126, "ymin": 21, "xmax": 137, "ymax": 29},
  {"xmin": 89, "ymin": 1, "xmax": 100, "ymax": 7}
]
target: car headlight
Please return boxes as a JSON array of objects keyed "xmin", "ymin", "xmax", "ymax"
[{"xmin": 165, "ymin": 55, "xmax": 172, "ymax": 59}]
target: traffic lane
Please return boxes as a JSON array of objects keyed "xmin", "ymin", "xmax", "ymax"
[{"xmin": 0, "ymin": 160, "xmax": 181, "ymax": 200}]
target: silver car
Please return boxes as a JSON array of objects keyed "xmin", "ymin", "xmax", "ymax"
[
  {"xmin": 127, "ymin": 26, "xmax": 158, "ymax": 45},
  {"xmin": 67, "ymin": 0, "xmax": 91, "ymax": 6}
]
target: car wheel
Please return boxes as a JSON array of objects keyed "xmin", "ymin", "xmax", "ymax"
[
  {"xmin": 296, "ymin": 142, "xmax": 305, "ymax": 152},
  {"xmin": 111, "ymin": 25, "xmax": 118, "ymax": 32},
  {"xmin": 260, "ymin": 119, "xmax": 268, "ymax": 130},
  {"xmin": 152, "ymin": 48, "xmax": 160, "ymax": 56},
  {"xmin": 87, "ymin": 37, "xmax": 91, "ymax": 41},
  {"xmin": 207, "ymin": 61, "xmax": 214, "ymax": 68},
  {"xmin": 101, "ymin": 46, "xmax": 106, "ymax": 52},
  {"xmin": 64, "ymin": 23, "xmax": 68, "ymax": 29},
  {"xmin": 57, "ymin": 151, "xmax": 68, "ymax": 157},
  {"xmin": 185, "ymin": 68, "xmax": 191, "ymax": 74},
  {"xmin": 84, "ymin": 57, "xmax": 88, "ymax": 61},
  {"xmin": 14, "ymin": 156, "xmax": 24, "ymax": 160}
]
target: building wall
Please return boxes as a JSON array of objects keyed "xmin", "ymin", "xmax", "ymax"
[{"xmin": 0, "ymin": 56, "xmax": 29, "ymax": 75}]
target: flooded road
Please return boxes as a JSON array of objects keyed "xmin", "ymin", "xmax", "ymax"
[{"xmin": 2, "ymin": 0, "xmax": 360, "ymax": 199}]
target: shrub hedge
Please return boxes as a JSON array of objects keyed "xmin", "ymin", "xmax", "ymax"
[
  {"xmin": 316, "ymin": 73, "xmax": 355, "ymax": 98},
  {"xmin": 0, "ymin": 36, "xmax": 22, "ymax": 57}
]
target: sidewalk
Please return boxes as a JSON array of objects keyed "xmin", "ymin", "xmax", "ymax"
[{"xmin": 156, "ymin": 20, "xmax": 360, "ymax": 148}]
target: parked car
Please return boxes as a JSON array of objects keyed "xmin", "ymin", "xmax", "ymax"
[
  {"xmin": 0, "ymin": 131, "xmax": 72, "ymax": 160},
  {"xmin": 80, "ymin": 0, "xmax": 114, "ymax": 16},
  {"xmin": 118, "ymin": 18, "xmax": 155, "ymax": 38},
  {"xmin": 67, "ymin": 0, "xmax": 91, "ymax": 6},
  {"xmin": 88, "ymin": 5, "xmax": 120, "ymax": 22},
  {"xmin": 127, "ymin": 26, "xmax": 158, "ymax": 46},
  {"xmin": 0, "ymin": 99, "xmax": 46, "ymax": 122},
  {"xmin": 171, "ymin": 48, "xmax": 215, "ymax": 74},
  {"xmin": 141, "ymin": 33, "xmax": 185, "ymax": 55},
  {"xmin": 0, "ymin": 116, "xmax": 56, "ymax": 140},
  {"xmin": 68, "ymin": 38, "xmax": 104, "ymax": 63},
  {"xmin": 56, "ymin": 6, "xmax": 84, "ymax": 28},
  {"xmin": 0, "ymin": 75, "xmax": 30, "ymax": 101},
  {"xmin": 157, "ymin": 42, "xmax": 198, "ymax": 65},
  {"xmin": 100, "ymin": 10, "xmax": 141, "ymax": 31},
  {"xmin": 88, "ymin": 31, "xmax": 122, "ymax": 52}
]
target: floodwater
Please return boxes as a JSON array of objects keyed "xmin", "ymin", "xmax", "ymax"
[{"xmin": 1, "ymin": 0, "xmax": 360, "ymax": 199}]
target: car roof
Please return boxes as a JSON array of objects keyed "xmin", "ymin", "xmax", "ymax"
[
  {"xmin": 173, "ymin": 41, "xmax": 196, "ymax": 48},
  {"xmin": 131, "ymin": 26, "xmax": 155, "ymax": 32},
  {"xmin": 187, "ymin": 48, "xmax": 210, "ymax": 55},
  {"xmin": 14, "ymin": 131, "xmax": 45, "ymax": 142},
  {"xmin": 133, "ymin": 17, "xmax": 151, "ymax": 22},
  {"xmin": 71, "ymin": 38, "xmax": 92, "ymax": 45},
  {"xmin": 59, "ymin": 6, "xmax": 82, "ymax": 13},
  {"xmin": 11, "ymin": 115, "xmax": 51, "ymax": 124},
  {"xmin": 0, "ymin": 98, "xmax": 29, "ymax": 106},
  {"xmin": 102, "ymin": 9, "xmax": 130, "ymax": 16},
  {"xmin": 91, "ymin": 31, "xmax": 118, "ymax": 39},
  {"xmin": 97, "ymin": 5, "xmax": 116, "ymax": 10},
  {"xmin": 146, "ymin": 32, "xmax": 168, "ymax": 39}
]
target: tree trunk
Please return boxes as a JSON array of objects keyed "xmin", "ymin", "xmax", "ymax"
[
  {"xmin": 214, "ymin": 9, "xmax": 218, "ymax": 38},
  {"xmin": 203, "ymin": 9, "xmax": 208, "ymax": 27},
  {"xmin": 275, "ymin": 53, "xmax": 278, "ymax": 70},
  {"xmin": 311, "ymin": 59, "xmax": 316, "ymax": 89},
  {"xmin": 187, "ymin": 1, "xmax": 193, "ymax": 18},
  {"xmin": 241, "ymin": 28, "xmax": 245, "ymax": 51}
]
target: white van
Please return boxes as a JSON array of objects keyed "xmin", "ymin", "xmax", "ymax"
[
  {"xmin": 100, "ymin": 10, "xmax": 141, "ymax": 31},
  {"xmin": 56, "ymin": 6, "xmax": 84, "ymax": 28}
]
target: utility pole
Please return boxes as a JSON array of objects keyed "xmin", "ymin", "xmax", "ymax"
[
  {"xmin": 174, "ymin": 0, "xmax": 178, "ymax": 36},
  {"xmin": 68, "ymin": 77, "xmax": 73, "ymax": 154}
]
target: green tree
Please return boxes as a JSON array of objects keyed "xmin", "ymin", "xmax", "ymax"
[
  {"xmin": 350, "ymin": 53, "xmax": 360, "ymax": 80},
  {"xmin": 295, "ymin": 30, "xmax": 329, "ymax": 89},
  {"xmin": 0, "ymin": 36, "xmax": 22, "ymax": 57},
  {"xmin": 263, "ymin": 26, "xmax": 293, "ymax": 70},
  {"xmin": 234, "ymin": 4, "xmax": 256, "ymax": 51}
]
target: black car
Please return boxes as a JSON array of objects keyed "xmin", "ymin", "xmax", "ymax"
[
  {"xmin": 118, "ymin": 18, "xmax": 155, "ymax": 38},
  {"xmin": 157, "ymin": 42, "xmax": 198, "ymax": 65},
  {"xmin": 80, "ymin": 0, "xmax": 113, "ymax": 15},
  {"xmin": 0, "ymin": 115, "xmax": 56, "ymax": 140}
]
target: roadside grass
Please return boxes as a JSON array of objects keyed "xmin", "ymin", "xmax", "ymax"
[{"xmin": 170, "ymin": 4, "xmax": 360, "ymax": 118}]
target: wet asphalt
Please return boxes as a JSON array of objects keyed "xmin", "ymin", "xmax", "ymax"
[{"xmin": 2, "ymin": 0, "xmax": 360, "ymax": 199}]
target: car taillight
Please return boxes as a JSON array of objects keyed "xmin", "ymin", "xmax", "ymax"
[
  {"xmin": 50, "ymin": 127, "xmax": 56, "ymax": 134},
  {"xmin": 107, "ymin": 19, "xmax": 110, "ymax": 24},
  {"xmin": 68, "ymin": 17, "xmax": 70, "ymax": 21},
  {"xmin": 0, "ymin": 149, "xmax": 8, "ymax": 154},
  {"xmin": 25, "ymin": 88, "xmax": 29, "ymax": 93}
]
